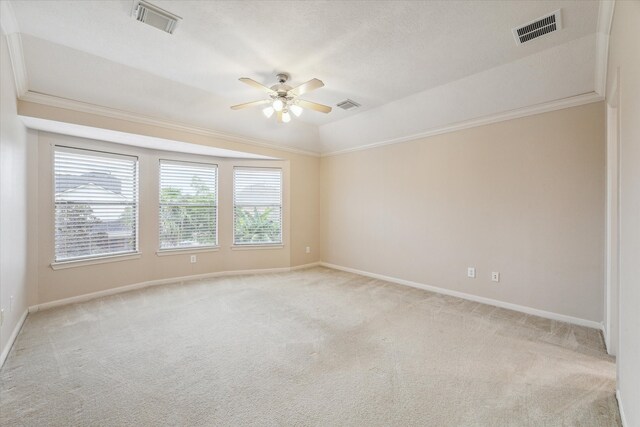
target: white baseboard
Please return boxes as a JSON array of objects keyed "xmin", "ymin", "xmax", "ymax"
[
  {"xmin": 290, "ymin": 261, "xmax": 320, "ymax": 271},
  {"xmin": 602, "ymin": 324, "xmax": 611, "ymax": 354},
  {"xmin": 0, "ymin": 309, "xmax": 28, "ymax": 368},
  {"xmin": 29, "ymin": 262, "xmax": 321, "ymax": 313},
  {"xmin": 319, "ymin": 262, "xmax": 602, "ymax": 330},
  {"xmin": 616, "ymin": 390, "xmax": 627, "ymax": 427}
]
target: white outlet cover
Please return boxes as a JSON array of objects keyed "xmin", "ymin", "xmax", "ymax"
[
  {"xmin": 467, "ymin": 267, "xmax": 476, "ymax": 278},
  {"xmin": 492, "ymin": 272, "xmax": 500, "ymax": 282}
]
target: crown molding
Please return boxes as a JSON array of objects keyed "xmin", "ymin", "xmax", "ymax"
[
  {"xmin": 321, "ymin": 91, "xmax": 604, "ymax": 157},
  {"xmin": 24, "ymin": 90, "xmax": 603, "ymax": 160},
  {"xmin": 19, "ymin": 91, "xmax": 321, "ymax": 157},
  {"xmin": 5, "ymin": 33, "xmax": 28, "ymax": 97},
  {"xmin": 0, "ymin": 1, "xmax": 28, "ymax": 97},
  {"xmin": 20, "ymin": 89, "xmax": 604, "ymax": 159},
  {"xmin": 595, "ymin": 0, "xmax": 615, "ymax": 96}
]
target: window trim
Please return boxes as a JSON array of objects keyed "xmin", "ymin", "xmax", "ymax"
[
  {"xmin": 233, "ymin": 166, "xmax": 283, "ymax": 246},
  {"xmin": 155, "ymin": 246, "xmax": 220, "ymax": 256},
  {"xmin": 158, "ymin": 158, "xmax": 219, "ymax": 252},
  {"xmin": 230, "ymin": 244, "xmax": 284, "ymax": 251},
  {"xmin": 52, "ymin": 145, "xmax": 139, "ymax": 264},
  {"xmin": 51, "ymin": 252, "xmax": 142, "ymax": 270}
]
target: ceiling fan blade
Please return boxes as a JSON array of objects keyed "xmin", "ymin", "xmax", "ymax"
[
  {"xmin": 288, "ymin": 78, "xmax": 324, "ymax": 96},
  {"xmin": 297, "ymin": 99, "xmax": 332, "ymax": 114},
  {"xmin": 277, "ymin": 110, "xmax": 283, "ymax": 123},
  {"xmin": 239, "ymin": 77, "xmax": 277, "ymax": 94},
  {"xmin": 230, "ymin": 99, "xmax": 271, "ymax": 110}
]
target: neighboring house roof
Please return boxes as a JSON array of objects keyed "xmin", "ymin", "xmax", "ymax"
[
  {"xmin": 57, "ymin": 183, "xmax": 131, "ymax": 226},
  {"xmin": 56, "ymin": 172, "xmax": 122, "ymax": 195},
  {"xmin": 56, "ymin": 183, "xmax": 127, "ymax": 203}
]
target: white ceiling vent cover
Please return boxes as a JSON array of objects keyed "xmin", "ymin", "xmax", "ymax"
[
  {"xmin": 337, "ymin": 99, "xmax": 361, "ymax": 111},
  {"xmin": 133, "ymin": 0, "xmax": 182, "ymax": 34},
  {"xmin": 512, "ymin": 9, "xmax": 562, "ymax": 45}
]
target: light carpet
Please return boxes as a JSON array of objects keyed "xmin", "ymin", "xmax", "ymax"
[{"xmin": 1, "ymin": 267, "xmax": 620, "ymax": 426}]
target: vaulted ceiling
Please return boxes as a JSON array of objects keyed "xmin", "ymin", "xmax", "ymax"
[{"xmin": 3, "ymin": 1, "xmax": 610, "ymax": 155}]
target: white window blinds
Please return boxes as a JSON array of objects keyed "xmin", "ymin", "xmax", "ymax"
[
  {"xmin": 54, "ymin": 147, "xmax": 138, "ymax": 262},
  {"xmin": 159, "ymin": 160, "xmax": 217, "ymax": 250},
  {"xmin": 233, "ymin": 167, "xmax": 282, "ymax": 245}
]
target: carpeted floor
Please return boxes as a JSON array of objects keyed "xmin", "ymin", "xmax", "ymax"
[{"xmin": 1, "ymin": 267, "xmax": 620, "ymax": 426}]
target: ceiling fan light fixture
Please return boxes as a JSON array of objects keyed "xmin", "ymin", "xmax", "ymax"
[
  {"xmin": 272, "ymin": 99, "xmax": 284, "ymax": 112},
  {"xmin": 262, "ymin": 106, "xmax": 274, "ymax": 118},
  {"xmin": 232, "ymin": 74, "xmax": 331, "ymax": 123},
  {"xmin": 290, "ymin": 104, "xmax": 303, "ymax": 117}
]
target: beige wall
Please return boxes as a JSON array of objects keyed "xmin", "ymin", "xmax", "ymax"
[
  {"xmin": 607, "ymin": 1, "xmax": 640, "ymax": 425},
  {"xmin": 320, "ymin": 102, "xmax": 605, "ymax": 322},
  {"xmin": 18, "ymin": 103, "xmax": 320, "ymax": 305},
  {"xmin": 0, "ymin": 32, "xmax": 35, "ymax": 359}
]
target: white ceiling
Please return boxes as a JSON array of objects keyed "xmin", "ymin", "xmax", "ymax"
[{"xmin": 7, "ymin": 0, "xmax": 604, "ymax": 154}]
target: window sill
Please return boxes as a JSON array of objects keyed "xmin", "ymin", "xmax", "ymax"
[
  {"xmin": 231, "ymin": 244, "xmax": 284, "ymax": 251},
  {"xmin": 156, "ymin": 246, "xmax": 220, "ymax": 256},
  {"xmin": 51, "ymin": 252, "xmax": 141, "ymax": 270}
]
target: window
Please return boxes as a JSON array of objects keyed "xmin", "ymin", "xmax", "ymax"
[
  {"xmin": 159, "ymin": 160, "xmax": 217, "ymax": 250},
  {"xmin": 233, "ymin": 167, "xmax": 282, "ymax": 245},
  {"xmin": 54, "ymin": 146, "xmax": 138, "ymax": 262}
]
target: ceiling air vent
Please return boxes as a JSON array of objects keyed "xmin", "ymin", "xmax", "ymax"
[
  {"xmin": 337, "ymin": 99, "xmax": 361, "ymax": 111},
  {"xmin": 512, "ymin": 9, "xmax": 562, "ymax": 45},
  {"xmin": 132, "ymin": 0, "xmax": 182, "ymax": 34}
]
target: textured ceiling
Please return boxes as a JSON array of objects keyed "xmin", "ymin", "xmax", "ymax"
[{"xmin": 8, "ymin": 0, "xmax": 602, "ymax": 153}]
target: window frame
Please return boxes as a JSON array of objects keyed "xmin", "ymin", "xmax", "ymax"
[
  {"xmin": 52, "ymin": 145, "xmax": 140, "ymax": 265},
  {"xmin": 232, "ymin": 166, "xmax": 283, "ymax": 247},
  {"xmin": 158, "ymin": 159, "xmax": 219, "ymax": 252}
]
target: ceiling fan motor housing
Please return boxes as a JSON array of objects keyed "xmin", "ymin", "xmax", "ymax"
[{"xmin": 271, "ymin": 74, "xmax": 292, "ymax": 97}]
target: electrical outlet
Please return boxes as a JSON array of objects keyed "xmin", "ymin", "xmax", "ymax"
[
  {"xmin": 190, "ymin": 255, "xmax": 197, "ymax": 263},
  {"xmin": 305, "ymin": 246, "xmax": 311, "ymax": 254},
  {"xmin": 492, "ymin": 272, "xmax": 500, "ymax": 282},
  {"xmin": 467, "ymin": 267, "xmax": 476, "ymax": 278}
]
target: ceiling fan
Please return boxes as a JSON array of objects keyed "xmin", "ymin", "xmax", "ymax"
[{"xmin": 231, "ymin": 73, "xmax": 332, "ymax": 123}]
